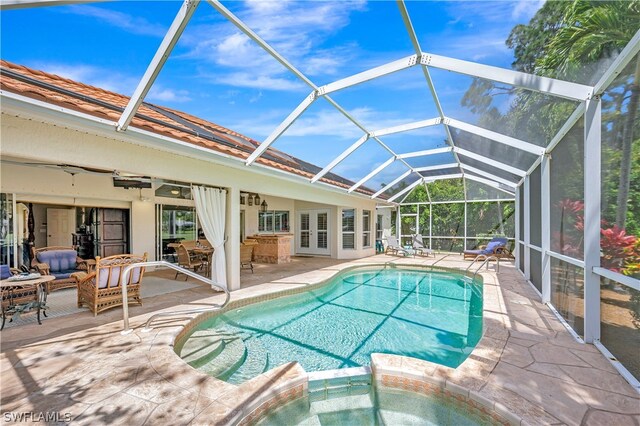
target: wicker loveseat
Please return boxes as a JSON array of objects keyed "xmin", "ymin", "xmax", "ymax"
[
  {"xmin": 31, "ymin": 246, "xmax": 95, "ymax": 292},
  {"xmin": 77, "ymin": 253, "xmax": 147, "ymax": 316}
]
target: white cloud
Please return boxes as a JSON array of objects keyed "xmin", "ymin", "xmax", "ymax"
[
  {"xmin": 148, "ymin": 87, "xmax": 191, "ymax": 103},
  {"xmin": 30, "ymin": 61, "xmax": 191, "ymax": 104},
  {"xmin": 63, "ymin": 5, "xmax": 166, "ymax": 37},
  {"xmin": 34, "ymin": 62, "xmax": 137, "ymax": 94},
  {"xmin": 215, "ymin": 72, "xmax": 305, "ymax": 91},
  {"xmin": 512, "ymin": 0, "xmax": 546, "ymax": 20},
  {"xmin": 179, "ymin": 1, "xmax": 367, "ymax": 92}
]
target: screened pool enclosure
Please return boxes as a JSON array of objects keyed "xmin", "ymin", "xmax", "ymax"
[{"xmin": 2, "ymin": 0, "xmax": 639, "ymax": 388}]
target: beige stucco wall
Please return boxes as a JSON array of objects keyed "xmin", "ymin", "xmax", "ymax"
[{"xmin": 1, "ymin": 109, "xmax": 379, "ymax": 289}]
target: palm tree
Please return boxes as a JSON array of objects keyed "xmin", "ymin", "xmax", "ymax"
[{"xmin": 539, "ymin": 0, "xmax": 639, "ymax": 230}]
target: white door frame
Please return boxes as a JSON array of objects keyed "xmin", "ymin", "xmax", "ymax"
[{"xmin": 296, "ymin": 209, "xmax": 331, "ymax": 255}]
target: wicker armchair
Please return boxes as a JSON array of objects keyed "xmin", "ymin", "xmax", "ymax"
[
  {"xmin": 31, "ymin": 246, "xmax": 95, "ymax": 292},
  {"xmin": 76, "ymin": 253, "xmax": 147, "ymax": 316},
  {"xmin": 240, "ymin": 241, "xmax": 257, "ymax": 273},
  {"xmin": 175, "ymin": 244, "xmax": 206, "ymax": 280}
]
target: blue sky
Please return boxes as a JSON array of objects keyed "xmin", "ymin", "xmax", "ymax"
[{"xmin": 1, "ymin": 0, "xmax": 545, "ymax": 189}]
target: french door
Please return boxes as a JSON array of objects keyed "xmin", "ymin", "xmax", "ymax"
[{"xmin": 297, "ymin": 209, "xmax": 330, "ymax": 255}]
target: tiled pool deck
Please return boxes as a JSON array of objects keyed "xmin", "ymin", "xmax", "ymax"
[{"xmin": 1, "ymin": 255, "xmax": 638, "ymax": 425}]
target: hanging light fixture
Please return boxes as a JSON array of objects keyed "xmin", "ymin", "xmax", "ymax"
[
  {"xmin": 248, "ymin": 194, "xmax": 253, "ymax": 206},
  {"xmin": 254, "ymin": 194, "xmax": 261, "ymax": 206},
  {"xmin": 260, "ymin": 199, "xmax": 268, "ymax": 212},
  {"xmin": 240, "ymin": 194, "xmax": 246, "ymax": 205}
]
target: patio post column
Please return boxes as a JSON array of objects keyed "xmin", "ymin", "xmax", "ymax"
[
  {"xmin": 524, "ymin": 175, "xmax": 531, "ymax": 281},
  {"xmin": 583, "ymin": 97, "xmax": 601, "ymax": 343},
  {"xmin": 541, "ymin": 154, "xmax": 551, "ymax": 303},
  {"xmin": 395, "ymin": 205, "xmax": 401, "ymax": 242},
  {"xmin": 515, "ymin": 188, "xmax": 520, "ymax": 270},
  {"xmin": 225, "ymin": 186, "xmax": 241, "ymax": 291}
]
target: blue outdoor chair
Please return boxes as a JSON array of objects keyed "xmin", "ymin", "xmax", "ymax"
[{"xmin": 463, "ymin": 237, "xmax": 512, "ymax": 260}]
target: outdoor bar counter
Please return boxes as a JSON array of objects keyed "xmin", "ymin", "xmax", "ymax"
[{"xmin": 248, "ymin": 234, "xmax": 293, "ymax": 264}]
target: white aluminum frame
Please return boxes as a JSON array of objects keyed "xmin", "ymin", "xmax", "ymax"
[
  {"xmin": 397, "ymin": 147, "xmax": 452, "ymax": 159},
  {"xmin": 370, "ymin": 117, "xmax": 441, "ymax": 137},
  {"xmin": 454, "ymin": 147, "xmax": 527, "ymax": 177},
  {"xmin": 7, "ymin": 0, "xmax": 640, "ymax": 387},
  {"xmin": 445, "ymin": 117, "xmax": 545, "ymax": 156},
  {"xmin": 413, "ymin": 163, "xmax": 459, "ymax": 173},
  {"xmin": 348, "ymin": 156, "xmax": 396, "ymax": 193},
  {"xmin": 117, "ymin": 0, "xmax": 199, "ymax": 132},
  {"xmin": 461, "ymin": 165, "xmax": 518, "ymax": 188},
  {"xmin": 0, "ymin": 0, "xmax": 101, "ymax": 9},
  {"xmin": 423, "ymin": 53, "xmax": 593, "ymax": 101},
  {"xmin": 523, "ymin": 174, "xmax": 531, "ymax": 281},
  {"xmin": 317, "ymin": 55, "xmax": 418, "ymax": 95},
  {"xmin": 388, "ymin": 178, "xmax": 423, "ymax": 202},
  {"xmin": 583, "ymin": 97, "xmax": 601, "ymax": 343},
  {"xmin": 246, "ymin": 92, "xmax": 316, "ymax": 165},
  {"xmin": 371, "ymin": 170, "xmax": 412, "ymax": 199},
  {"xmin": 541, "ymin": 154, "xmax": 551, "ymax": 303},
  {"xmin": 396, "ymin": 0, "xmax": 462, "ymax": 172},
  {"xmin": 464, "ymin": 174, "xmax": 515, "ymax": 195}
]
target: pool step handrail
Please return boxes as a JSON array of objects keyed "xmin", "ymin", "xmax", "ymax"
[
  {"xmin": 467, "ymin": 255, "xmax": 500, "ymax": 280},
  {"xmin": 120, "ymin": 260, "xmax": 230, "ymax": 335}
]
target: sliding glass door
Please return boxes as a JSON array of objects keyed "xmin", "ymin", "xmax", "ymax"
[{"xmin": 155, "ymin": 204, "xmax": 198, "ymax": 262}]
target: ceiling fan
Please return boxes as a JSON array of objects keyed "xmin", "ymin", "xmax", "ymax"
[{"xmin": 3, "ymin": 160, "xmax": 145, "ymax": 178}]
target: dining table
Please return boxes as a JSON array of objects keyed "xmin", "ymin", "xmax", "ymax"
[{"xmin": 167, "ymin": 242, "xmax": 214, "ymax": 276}]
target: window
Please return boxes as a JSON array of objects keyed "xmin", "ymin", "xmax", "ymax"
[
  {"xmin": 376, "ymin": 214, "xmax": 383, "ymax": 240},
  {"xmin": 363, "ymin": 210, "xmax": 371, "ymax": 248},
  {"xmin": 259, "ymin": 211, "xmax": 289, "ymax": 233},
  {"xmin": 342, "ymin": 209, "xmax": 355, "ymax": 249}
]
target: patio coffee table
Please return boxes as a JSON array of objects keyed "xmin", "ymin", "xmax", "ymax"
[{"xmin": 0, "ymin": 275, "xmax": 54, "ymax": 330}]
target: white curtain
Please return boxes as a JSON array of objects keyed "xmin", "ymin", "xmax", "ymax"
[{"xmin": 192, "ymin": 186, "xmax": 227, "ymax": 290}]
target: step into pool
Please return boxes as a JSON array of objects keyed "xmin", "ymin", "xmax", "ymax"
[
  {"xmin": 178, "ymin": 267, "xmax": 483, "ymax": 384},
  {"xmin": 256, "ymin": 372, "xmax": 496, "ymax": 425}
]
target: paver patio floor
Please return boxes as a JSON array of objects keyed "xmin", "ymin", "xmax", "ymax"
[{"xmin": 1, "ymin": 255, "xmax": 638, "ymax": 425}]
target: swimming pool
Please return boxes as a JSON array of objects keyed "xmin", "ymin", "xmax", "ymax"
[{"xmin": 178, "ymin": 267, "xmax": 483, "ymax": 385}]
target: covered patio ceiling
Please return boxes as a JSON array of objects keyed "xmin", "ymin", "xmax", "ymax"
[{"xmin": 2, "ymin": 0, "xmax": 639, "ymax": 204}]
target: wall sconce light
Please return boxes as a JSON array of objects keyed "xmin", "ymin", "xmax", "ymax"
[
  {"xmin": 260, "ymin": 200, "xmax": 268, "ymax": 212},
  {"xmin": 138, "ymin": 188, "xmax": 150, "ymax": 202},
  {"xmin": 254, "ymin": 194, "xmax": 261, "ymax": 206},
  {"xmin": 248, "ymin": 194, "xmax": 253, "ymax": 206}
]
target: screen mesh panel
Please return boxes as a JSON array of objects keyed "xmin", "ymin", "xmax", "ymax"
[
  {"xmin": 550, "ymin": 257, "xmax": 584, "ymax": 337},
  {"xmin": 420, "ymin": 167, "xmax": 461, "ymax": 178},
  {"xmin": 432, "ymin": 238, "xmax": 464, "ymax": 253},
  {"xmin": 550, "ymin": 118, "xmax": 584, "ymax": 260},
  {"xmin": 465, "ymin": 178, "xmax": 514, "ymax": 200},
  {"xmin": 403, "ymin": 184, "xmax": 429, "ymax": 203},
  {"xmin": 451, "ymin": 128, "xmax": 538, "ymax": 171},
  {"xmin": 431, "ymin": 203, "xmax": 464, "ymax": 237},
  {"xmin": 529, "ymin": 165, "xmax": 542, "ymax": 247},
  {"xmin": 427, "ymin": 179, "xmax": 465, "ymax": 202},
  {"xmin": 600, "ymin": 53, "xmax": 640, "ymax": 278},
  {"xmin": 428, "ymin": 69, "xmax": 581, "ymax": 147},
  {"xmin": 459, "ymin": 155, "xmax": 522, "ymax": 183},
  {"xmin": 600, "ymin": 277, "xmax": 640, "ymax": 379},
  {"xmin": 518, "ymin": 184, "xmax": 524, "ymax": 240},
  {"xmin": 530, "ymin": 249, "xmax": 542, "ymax": 293}
]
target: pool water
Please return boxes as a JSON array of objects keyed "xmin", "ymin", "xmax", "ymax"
[
  {"xmin": 179, "ymin": 268, "xmax": 483, "ymax": 384},
  {"xmin": 257, "ymin": 390, "xmax": 496, "ymax": 426}
]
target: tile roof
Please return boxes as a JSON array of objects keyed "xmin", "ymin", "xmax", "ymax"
[{"xmin": 0, "ymin": 60, "xmax": 380, "ymax": 198}]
